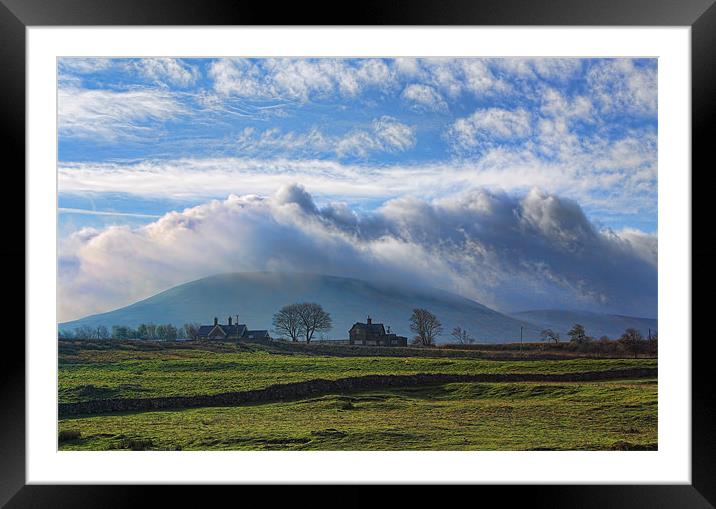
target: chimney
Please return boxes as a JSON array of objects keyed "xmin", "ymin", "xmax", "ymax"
[
  {"xmin": 367, "ymin": 316, "xmax": 372, "ymax": 325},
  {"xmin": 228, "ymin": 316, "xmax": 232, "ymax": 326},
  {"xmin": 214, "ymin": 317, "xmax": 218, "ymax": 326}
]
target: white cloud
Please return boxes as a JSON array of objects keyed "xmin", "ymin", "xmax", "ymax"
[
  {"xmin": 262, "ymin": 58, "xmax": 336, "ymax": 100},
  {"xmin": 58, "ymin": 185, "xmax": 657, "ymax": 322},
  {"xmin": 447, "ymin": 107, "xmax": 532, "ymax": 151},
  {"xmin": 209, "ymin": 58, "xmax": 398, "ymax": 101},
  {"xmin": 614, "ymin": 227, "xmax": 658, "ymax": 268},
  {"xmin": 461, "ymin": 59, "xmax": 510, "ymax": 95},
  {"xmin": 424, "ymin": 59, "xmax": 464, "ymax": 98},
  {"xmin": 135, "ymin": 58, "xmax": 198, "ymax": 87},
  {"xmin": 587, "ymin": 59, "xmax": 657, "ymax": 116},
  {"xmin": 207, "ymin": 57, "xmax": 520, "ymax": 104},
  {"xmin": 539, "ymin": 87, "xmax": 593, "ymax": 120},
  {"xmin": 393, "ymin": 57, "xmax": 422, "ymax": 77},
  {"xmin": 58, "ymin": 127, "xmax": 656, "ymax": 221},
  {"xmin": 370, "ymin": 116, "xmax": 416, "ymax": 152},
  {"xmin": 419, "ymin": 59, "xmax": 512, "ymax": 98},
  {"xmin": 356, "ymin": 59, "xmax": 394, "ymax": 87},
  {"xmin": 532, "ymin": 59, "xmax": 583, "ymax": 81},
  {"xmin": 59, "ymin": 208, "xmax": 161, "ymax": 219},
  {"xmin": 235, "ymin": 127, "xmax": 330, "ymax": 155},
  {"xmin": 401, "ymin": 84, "xmax": 448, "ymax": 112},
  {"xmin": 490, "ymin": 58, "xmax": 583, "ymax": 83},
  {"xmin": 209, "ymin": 58, "xmax": 268, "ymax": 98},
  {"xmin": 232, "ymin": 117, "xmax": 416, "ymax": 159},
  {"xmin": 58, "ymin": 58, "xmax": 113, "ymax": 74},
  {"xmin": 58, "ymin": 87, "xmax": 186, "ymax": 140}
]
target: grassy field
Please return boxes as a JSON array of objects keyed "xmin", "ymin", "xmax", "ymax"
[
  {"xmin": 59, "ymin": 340, "xmax": 657, "ymax": 403},
  {"xmin": 58, "ymin": 340, "xmax": 657, "ymax": 451},
  {"xmin": 59, "ymin": 379, "xmax": 657, "ymax": 451}
]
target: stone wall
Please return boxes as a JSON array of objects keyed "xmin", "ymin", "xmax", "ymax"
[{"xmin": 58, "ymin": 368, "xmax": 657, "ymax": 417}]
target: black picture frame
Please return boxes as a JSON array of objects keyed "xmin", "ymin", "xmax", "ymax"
[{"xmin": 2, "ymin": 0, "xmax": 712, "ymax": 506}]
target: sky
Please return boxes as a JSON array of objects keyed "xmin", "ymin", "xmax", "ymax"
[{"xmin": 57, "ymin": 57, "xmax": 658, "ymax": 322}]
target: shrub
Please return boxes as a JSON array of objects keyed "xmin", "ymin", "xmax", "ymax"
[
  {"xmin": 58, "ymin": 429, "xmax": 81, "ymax": 442},
  {"xmin": 111, "ymin": 437, "xmax": 155, "ymax": 451}
]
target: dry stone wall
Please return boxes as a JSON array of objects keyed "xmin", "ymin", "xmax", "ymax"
[{"xmin": 58, "ymin": 368, "xmax": 657, "ymax": 417}]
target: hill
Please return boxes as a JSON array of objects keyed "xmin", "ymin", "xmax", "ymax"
[
  {"xmin": 60, "ymin": 272, "xmax": 543, "ymax": 343},
  {"xmin": 510, "ymin": 310, "xmax": 657, "ymax": 340}
]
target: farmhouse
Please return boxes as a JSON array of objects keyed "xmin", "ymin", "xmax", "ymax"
[
  {"xmin": 197, "ymin": 316, "xmax": 270, "ymax": 341},
  {"xmin": 349, "ymin": 316, "xmax": 408, "ymax": 347}
]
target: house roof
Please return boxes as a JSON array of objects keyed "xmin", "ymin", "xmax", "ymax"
[
  {"xmin": 225, "ymin": 324, "xmax": 247, "ymax": 336},
  {"xmin": 350, "ymin": 322, "xmax": 386, "ymax": 334},
  {"xmin": 246, "ymin": 330, "xmax": 270, "ymax": 338},
  {"xmin": 198, "ymin": 324, "xmax": 247, "ymax": 337}
]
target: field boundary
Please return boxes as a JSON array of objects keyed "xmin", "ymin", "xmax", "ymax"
[{"xmin": 58, "ymin": 368, "xmax": 657, "ymax": 417}]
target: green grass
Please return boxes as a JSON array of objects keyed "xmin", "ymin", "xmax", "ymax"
[
  {"xmin": 59, "ymin": 343, "xmax": 656, "ymax": 403},
  {"xmin": 57, "ymin": 341, "xmax": 658, "ymax": 450},
  {"xmin": 58, "ymin": 379, "xmax": 657, "ymax": 451}
]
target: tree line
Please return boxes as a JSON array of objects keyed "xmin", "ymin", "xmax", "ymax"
[
  {"xmin": 538, "ymin": 323, "xmax": 657, "ymax": 357},
  {"xmin": 59, "ymin": 323, "xmax": 203, "ymax": 341},
  {"xmin": 439, "ymin": 320, "xmax": 657, "ymax": 358}
]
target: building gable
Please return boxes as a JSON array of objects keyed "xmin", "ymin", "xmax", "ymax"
[{"xmin": 208, "ymin": 324, "xmax": 227, "ymax": 338}]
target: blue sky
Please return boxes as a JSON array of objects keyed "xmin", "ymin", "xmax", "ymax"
[{"xmin": 58, "ymin": 57, "xmax": 658, "ymax": 321}]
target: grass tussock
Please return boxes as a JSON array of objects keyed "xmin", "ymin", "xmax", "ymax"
[{"xmin": 58, "ymin": 429, "xmax": 81, "ymax": 443}]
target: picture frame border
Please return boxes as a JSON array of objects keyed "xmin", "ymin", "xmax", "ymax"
[{"xmin": 3, "ymin": 0, "xmax": 713, "ymax": 504}]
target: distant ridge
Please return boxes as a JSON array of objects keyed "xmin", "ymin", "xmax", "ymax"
[
  {"xmin": 510, "ymin": 309, "xmax": 657, "ymax": 340},
  {"xmin": 59, "ymin": 272, "xmax": 542, "ymax": 343}
]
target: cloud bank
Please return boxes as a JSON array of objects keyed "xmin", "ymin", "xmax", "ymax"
[
  {"xmin": 58, "ymin": 143, "xmax": 656, "ymax": 221},
  {"xmin": 59, "ymin": 185, "xmax": 657, "ymax": 322}
]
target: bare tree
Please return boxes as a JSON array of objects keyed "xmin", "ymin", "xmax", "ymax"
[
  {"xmin": 450, "ymin": 326, "xmax": 474, "ymax": 345},
  {"xmin": 273, "ymin": 304, "xmax": 305, "ymax": 342},
  {"xmin": 112, "ymin": 325, "xmax": 130, "ymax": 339},
  {"xmin": 155, "ymin": 324, "xmax": 169, "ymax": 340},
  {"xmin": 410, "ymin": 308, "xmax": 443, "ymax": 346},
  {"xmin": 540, "ymin": 328, "xmax": 560, "ymax": 344},
  {"xmin": 96, "ymin": 325, "xmax": 110, "ymax": 340},
  {"xmin": 619, "ymin": 328, "xmax": 644, "ymax": 358},
  {"xmin": 567, "ymin": 323, "xmax": 589, "ymax": 343},
  {"xmin": 295, "ymin": 302, "xmax": 332, "ymax": 343},
  {"xmin": 183, "ymin": 323, "xmax": 201, "ymax": 340},
  {"xmin": 145, "ymin": 323, "xmax": 157, "ymax": 340},
  {"xmin": 73, "ymin": 325, "xmax": 94, "ymax": 339},
  {"xmin": 164, "ymin": 324, "xmax": 178, "ymax": 341}
]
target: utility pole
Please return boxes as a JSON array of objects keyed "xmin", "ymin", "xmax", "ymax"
[{"xmin": 520, "ymin": 326, "xmax": 523, "ymax": 352}]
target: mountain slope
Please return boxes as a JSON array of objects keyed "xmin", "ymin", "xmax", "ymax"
[
  {"xmin": 60, "ymin": 272, "xmax": 543, "ymax": 343},
  {"xmin": 510, "ymin": 310, "xmax": 657, "ymax": 340}
]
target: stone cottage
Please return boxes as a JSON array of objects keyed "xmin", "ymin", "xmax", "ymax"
[
  {"xmin": 348, "ymin": 316, "xmax": 407, "ymax": 347},
  {"xmin": 196, "ymin": 316, "xmax": 270, "ymax": 341}
]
